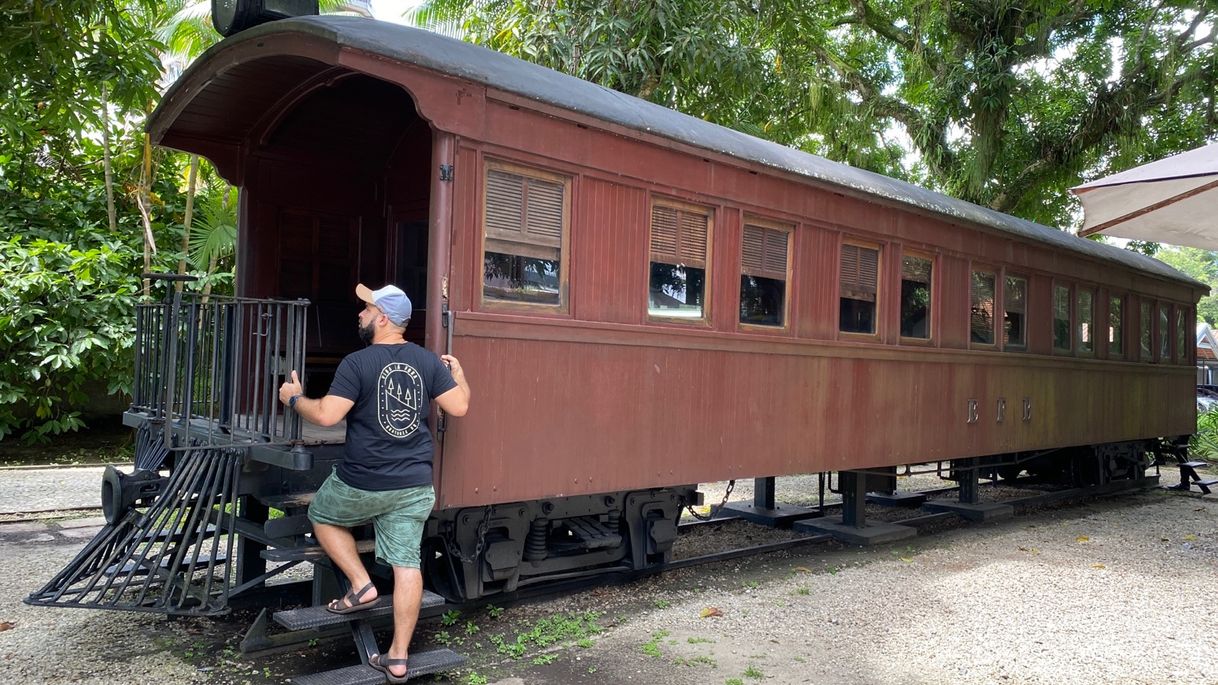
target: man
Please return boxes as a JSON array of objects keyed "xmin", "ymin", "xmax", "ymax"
[{"xmin": 278, "ymin": 283, "xmax": 469, "ymax": 683}]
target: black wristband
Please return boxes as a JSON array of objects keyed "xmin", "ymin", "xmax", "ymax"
[{"xmin": 289, "ymin": 394, "xmax": 302, "ymax": 408}]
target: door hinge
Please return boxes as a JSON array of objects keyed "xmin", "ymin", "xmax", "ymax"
[{"xmin": 439, "ymin": 164, "xmax": 454, "ymax": 182}]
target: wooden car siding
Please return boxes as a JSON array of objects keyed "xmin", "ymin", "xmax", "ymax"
[{"xmin": 437, "ymin": 323, "xmax": 1194, "ymax": 508}]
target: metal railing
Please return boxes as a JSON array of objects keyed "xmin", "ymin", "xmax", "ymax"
[{"xmin": 131, "ymin": 283, "xmax": 309, "ymax": 449}]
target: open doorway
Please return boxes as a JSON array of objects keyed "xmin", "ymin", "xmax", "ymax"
[{"xmin": 239, "ymin": 73, "xmax": 433, "ymax": 397}]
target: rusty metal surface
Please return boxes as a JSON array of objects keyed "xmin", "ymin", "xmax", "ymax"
[{"xmin": 436, "ymin": 316, "xmax": 1194, "ymax": 508}]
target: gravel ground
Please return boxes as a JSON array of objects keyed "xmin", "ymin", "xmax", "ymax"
[
  {"xmin": 465, "ymin": 488, "xmax": 1218, "ymax": 685},
  {"xmin": 2, "ymin": 467, "xmax": 1216, "ymax": 685},
  {"xmin": 0, "ymin": 466, "xmax": 108, "ymax": 515},
  {"xmin": 0, "ymin": 531, "xmax": 208, "ymax": 684}
]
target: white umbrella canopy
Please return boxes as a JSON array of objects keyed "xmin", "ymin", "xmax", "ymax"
[{"xmin": 1072, "ymin": 142, "xmax": 1218, "ymax": 248}]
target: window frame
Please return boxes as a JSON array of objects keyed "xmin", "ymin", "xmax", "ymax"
[
  {"xmin": 969, "ymin": 265, "xmax": 999, "ymax": 348},
  {"xmin": 898, "ymin": 250, "xmax": 935, "ymax": 344},
  {"xmin": 1108, "ymin": 293, "xmax": 1125, "ymax": 360},
  {"xmin": 1158, "ymin": 301, "xmax": 1171, "ymax": 363},
  {"xmin": 837, "ymin": 238, "xmax": 883, "ymax": 339},
  {"xmin": 478, "ymin": 158, "xmax": 573, "ymax": 314},
  {"xmin": 1052, "ymin": 282, "xmax": 1073, "ymax": 353},
  {"xmin": 1076, "ymin": 286, "xmax": 1096, "ymax": 356},
  {"xmin": 738, "ymin": 215, "xmax": 793, "ymax": 331},
  {"xmin": 1140, "ymin": 299, "xmax": 1154, "ymax": 362},
  {"xmin": 1002, "ymin": 272, "xmax": 1028, "ymax": 351},
  {"xmin": 646, "ymin": 196, "xmax": 715, "ymax": 325},
  {"xmin": 1176, "ymin": 305, "xmax": 1191, "ymax": 366}
]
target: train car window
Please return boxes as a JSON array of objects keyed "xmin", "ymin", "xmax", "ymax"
[
  {"xmin": 482, "ymin": 162, "xmax": 570, "ymax": 307},
  {"xmin": 899, "ymin": 255, "xmax": 932, "ymax": 339},
  {"xmin": 1177, "ymin": 307, "xmax": 1189, "ymax": 365},
  {"xmin": 1159, "ymin": 303, "xmax": 1170, "ymax": 361},
  {"xmin": 1053, "ymin": 285, "xmax": 1071, "ymax": 351},
  {"xmin": 970, "ymin": 270, "xmax": 996, "ymax": 345},
  {"xmin": 1077, "ymin": 289, "xmax": 1094, "ymax": 354},
  {"xmin": 1004, "ymin": 275, "xmax": 1027, "ymax": 348},
  {"xmin": 839, "ymin": 243, "xmax": 879, "ymax": 334},
  {"xmin": 1140, "ymin": 301, "xmax": 1153, "ymax": 361},
  {"xmin": 739, "ymin": 222, "xmax": 790, "ymax": 327},
  {"xmin": 649, "ymin": 200, "xmax": 711, "ymax": 320},
  {"xmin": 1109, "ymin": 296, "xmax": 1124, "ymax": 359}
]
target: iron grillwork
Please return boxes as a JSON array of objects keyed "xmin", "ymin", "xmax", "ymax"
[{"xmin": 28, "ymin": 283, "xmax": 312, "ymax": 615}]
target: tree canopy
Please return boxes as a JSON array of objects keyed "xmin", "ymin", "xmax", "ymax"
[
  {"xmin": 2, "ymin": 1, "xmax": 1216, "ymax": 441},
  {"xmin": 416, "ymin": 0, "xmax": 1216, "ymax": 228}
]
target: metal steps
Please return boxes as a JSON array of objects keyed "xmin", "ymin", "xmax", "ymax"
[
  {"xmin": 1171, "ymin": 460, "xmax": 1216, "ymax": 495},
  {"xmin": 260, "ymin": 538, "xmax": 375, "ymax": 562},
  {"xmin": 272, "ymin": 589, "xmax": 446, "ymax": 631},
  {"xmin": 291, "ymin": 648, "xmax": 466, "ymax": 684}
]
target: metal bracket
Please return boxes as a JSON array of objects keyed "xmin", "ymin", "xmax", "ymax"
[
  {"xmin": 1022, "ymin": 397, "xmax": 1032, "ymax": 422},
  {"xmin": 996, "ymin": 397, "xmax": 1006, "ymax": 423},
  {"xmin": 439, "ymin": 163, "xmax": 454, "ymax": 182},
  {"xmin": 966, "ymin": 399, "xmax": 979, "ymax": 424}
]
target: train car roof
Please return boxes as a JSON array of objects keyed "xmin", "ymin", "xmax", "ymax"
[{"xmin": 155, "ymin": 15, "xmax": 1201, "ymax": 288}]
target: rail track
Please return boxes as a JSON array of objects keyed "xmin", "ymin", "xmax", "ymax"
[{"xmin": 234, "ymin": 473, "xmax": 1164, "ymax": 658}]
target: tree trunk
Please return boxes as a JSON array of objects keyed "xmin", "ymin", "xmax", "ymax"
[
  {"xmin": 100, "ymin": 85, "xmax": 117, "ymax": 233},
  {"xmin": 176, "ymin": 155, "xmax": 200, "ymax": 292},
  {"xmin": 138, "ymin": 133, "xmax": 156, "ymax": 299}
]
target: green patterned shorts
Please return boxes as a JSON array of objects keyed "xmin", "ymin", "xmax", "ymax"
[{"xmin": 307, "ymin": 469, "xmax": 435, "ymax": 569}]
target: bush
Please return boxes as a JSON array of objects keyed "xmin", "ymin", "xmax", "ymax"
[
  {"xmin": 0, "ymin": 235, "xmax": 141, "ymax": 442},
  {"xmin": 1190, "ymin": 407, "xmax": 1218, "ymax": 459}
]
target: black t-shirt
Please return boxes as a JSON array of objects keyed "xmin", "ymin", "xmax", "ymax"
[{"xmin": 328, "ymin": 343, "xmax": 457, "ymax": 491}]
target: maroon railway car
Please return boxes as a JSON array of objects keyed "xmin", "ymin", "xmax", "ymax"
[{"xmin": 34, "ymin": 14, "xmax": 1203, "ymax": 614}]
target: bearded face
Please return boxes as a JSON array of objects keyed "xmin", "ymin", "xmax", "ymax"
[{"xmin": 358, "ymin": 316, "xmax": 375, "ymax": 345}]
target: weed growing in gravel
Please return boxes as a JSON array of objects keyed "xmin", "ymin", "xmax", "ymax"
[
  {"xmin": 531, "ymin": 654, "xmax": 557, "ymax": 665},
  {"xmin": 687, "ymin": 636, "xmax": 714, "ymax": 644},
  {"xmin": 744, "ymin": 665, "xmax": 764, "ymax": 679},
  {"xmin": 674, "ymin": 655, "xmax": 717, "ymax": 668},
  {"xmin": 577, "ymin": 638, "xmax": 594, "ymax": 648},
  {"xmin": 642, "ymin": 629, "xmax": 670, "ymax": 657},
  {"xmin": 654, "ymin": 598, "xmax": 671, "ymax": 609},
  {"xmin": 464, "ymin": 620, "xmax": 479, "ymax": 635},
  {"xmin": 441, "ymin": 610, "xmax": 461, "ymax": 626},
  {"xmin": 490, "ymin": 610, "xmax": 603, "ymax": 660},
  {"xmin": 742, "ymin": 580, "xmax": 760, "ymax": 589},
  {"xmin": 796, "ymin": 587, "xmax": 810, "ymax": 595},
  {"xmin": 486, "ymin": 605, "xmax": 504, "ymax": 619},
  {"xmin": 464, "ymin": 673, "xmax": 488, "ymax": 685},
  {"xmin": 726, "ymin": 678, "xmax": 744, "ymax": 685}
]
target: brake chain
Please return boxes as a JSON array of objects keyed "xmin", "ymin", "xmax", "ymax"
[
  {"xmin": 449, "ymin": 505, "xmax": 492, "ymax": 564},
  {"xmin": 683, "ymin": 479, "xmax": 735, "ymax": 522}
]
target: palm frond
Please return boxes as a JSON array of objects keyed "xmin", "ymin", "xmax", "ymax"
[{"xmin": 187, "ymin": 192, "xmax": 238, "ymax": 270}]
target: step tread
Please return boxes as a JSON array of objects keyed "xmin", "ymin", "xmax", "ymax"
[
  {"xmin": 291, "ymin": 648, "xmax": 466, "ymax": 685},
  {"xmin": 273, "ymin": 590, "xmax": 446, "ymax": 631},
  {"xmin": 1181, "ymin": 461, "xmax": 1209, "ymax": 469},
  {"xmin": 1194, "ymin": 478, "xmax": 1218, "ymax": 486},
  {"xmin": 260, "ymin": 539, "xmax": 375, "ymax": 562}
]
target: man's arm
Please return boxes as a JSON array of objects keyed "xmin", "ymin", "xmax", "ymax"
[
  {"xmin": 437, "ymin": 354, "xmax": 470, "ymax": 416},
  {"xmin": 278, "ymin": 370, "xmax": 354, "ymax": 427}
]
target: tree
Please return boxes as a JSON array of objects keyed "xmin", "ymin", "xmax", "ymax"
[
  {"xmin": 0, "ymin": 1, "xmax": 183, "ymax": 441},
  {"xmin": 1156, "ymin": 247, "xmax": 1218, "ymax": 325},
  {"xmin": 415, "ymin": 1, "xmax": 1217, "ymax": 228}
]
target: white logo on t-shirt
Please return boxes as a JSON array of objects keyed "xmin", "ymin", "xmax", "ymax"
[{"xmin": 378, "ymin": 362, "xmax": 423, "ymax": 438}]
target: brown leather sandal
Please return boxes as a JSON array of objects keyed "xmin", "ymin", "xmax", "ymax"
[
  {"xmin": 369, "ymin": 653, "xmax": 409, "ymax": 683},
  {"xmin": 325, "ymin": 581, "xmax": 380, "ymax": 615}
]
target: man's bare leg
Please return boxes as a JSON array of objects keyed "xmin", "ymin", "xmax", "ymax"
[
  {"xmin": 384, "ymin": 565, "xmax": 423, "ymax": 677},
  {"xmin": 313, "ymin": 522, "xmax": 376, "ymax": 605}
]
